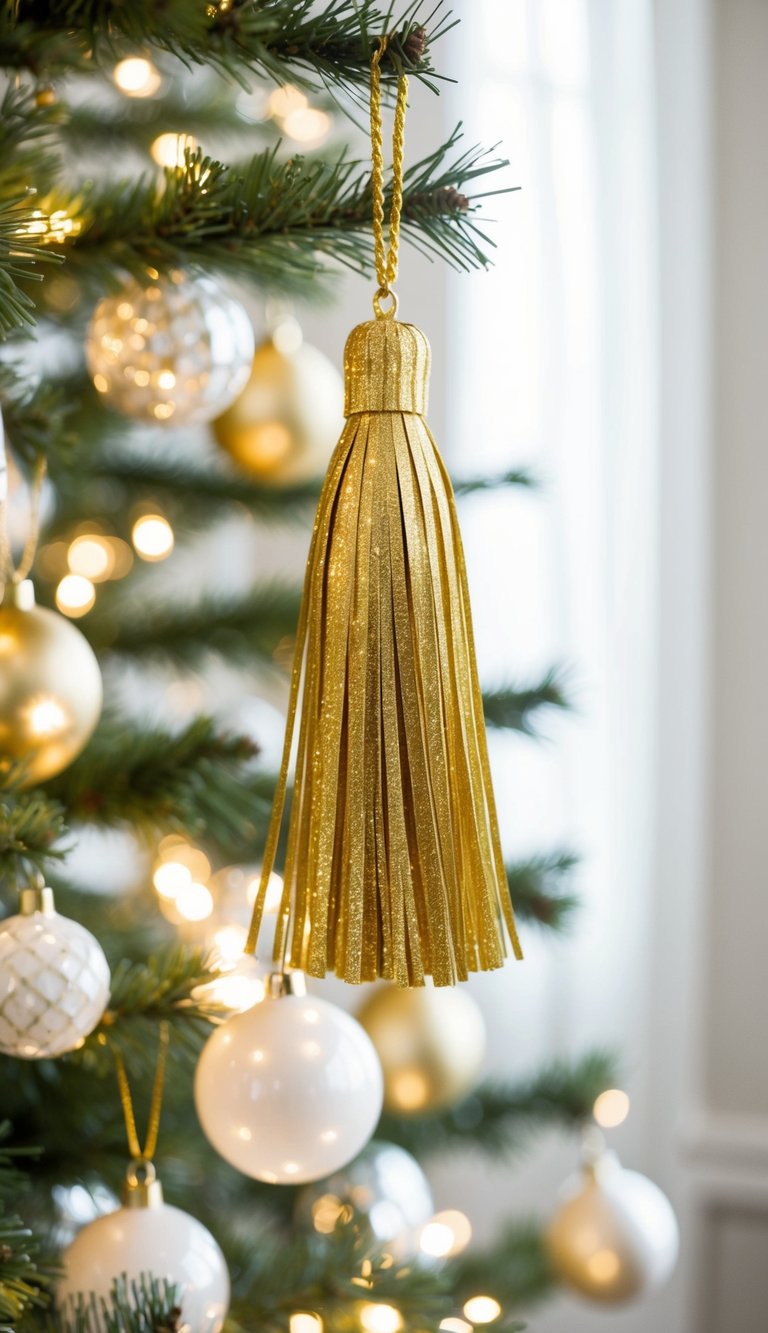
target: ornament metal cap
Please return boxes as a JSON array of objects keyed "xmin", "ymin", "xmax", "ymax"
[
  {"xmin": 122, "ymin": 1159, "xmax": 164, "ymax": 1209},
  {"xmin": 19, "ymin": 872, "xmax": 54, "ymax": 916},
  {"xmin": 343, "ymin": 319, "xmax": 430, "ymax": 417},
  {"xmin": 3, "ymin": 578, "xmax": 36, "ymax": 611},
  {"xmin": 266, "ymin": 969, "xmax": 307, "ymax": 999}
]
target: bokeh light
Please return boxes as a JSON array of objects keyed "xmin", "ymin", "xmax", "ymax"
[{"xmin": 113, "ymin": 58, "xmax": 162, "ymax": 97}]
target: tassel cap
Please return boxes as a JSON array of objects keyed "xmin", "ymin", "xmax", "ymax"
[{"xmin": 344, "ymin": 319, "xmax": 431, "ymax": 416}]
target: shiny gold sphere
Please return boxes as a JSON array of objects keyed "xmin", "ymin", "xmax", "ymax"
[
  {"xmin": 0, "ymin": 585, "xmax": 102, "ymax": 786},
  {"xmin": 356, "ymin": 984, "xmax": 486, "ymax": 1116},
  {"xmin": 212, "ymin": 322, "xmax": 343, "ymax": 484}
]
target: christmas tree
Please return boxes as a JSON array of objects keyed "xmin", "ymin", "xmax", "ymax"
[{"xmin": 0, "ymin": 4, "xmax": 665, "ymax": 1330}]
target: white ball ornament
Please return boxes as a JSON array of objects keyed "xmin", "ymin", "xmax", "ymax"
[
  {"xmin": 195, "ymin": 971, "xmax": 384, "ymax": 1184},
  {"xmin": 545, "ymin": 1143, "xmax": 679, "ymax": 1304},
  {"xmin": 86, "ymin": 270, "xmax": 255, "ymax": 424},
  {"xmin": 58, "ymin": 1163, "xmax": 230, "ymax": 1333},
  {"xmin": 0, "ymin": 881, "xmax": 110, "ymax": 1059}
]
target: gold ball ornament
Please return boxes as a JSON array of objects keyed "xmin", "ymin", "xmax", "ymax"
[
  {"xmin": 0, "ymin": 581, "xmax": 102, "ymax": 786},
  {"xmin": 545, "ymin": 1142, "xmax": 679, "ymax": 1304},
  {"xmin": 356, "ymin": 984, "xmax": 487, "ymax": 1116},
  {"xmin": 86, "ymin": 270, "xmax": 255, "ymax": 424},
  {"xmin": 212, "ymin": 318, "xmax": 343, "ymax": 483}
]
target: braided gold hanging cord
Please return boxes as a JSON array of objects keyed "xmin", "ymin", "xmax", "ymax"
[
  {"xmin": 369, "ymin": 36, "xmax": 409, "ymax": 317},
  {"xmin": 112, "ymin": 1021, "xmax": 170, "ymax": 1165}
]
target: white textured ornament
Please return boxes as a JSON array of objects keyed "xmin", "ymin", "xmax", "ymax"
[
  {"xmin": 545, "ymin": 1147, "xmax": 679, "ymax": 1304},
  {"xmin": 195, "ymin": 973, "xmax": 384, "ymax": 1184},
  {"xmin": 58, "ymin": 1189, "xmax": 229, "ymax": 1333},
  {"xmin": 86, "ymin": 271, "xmax": 254, "ymax": 424},
  {"xmin": 0, "ymin": 886, "xmax": 110, "ymax": 1059}
]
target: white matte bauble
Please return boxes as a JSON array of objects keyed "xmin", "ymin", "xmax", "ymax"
[
  {"xmin": 86, "ymin": 271, "xmax": 254, "ymax": 424},
  {"xmin": 294, "ymin": 1140, "xmax": 433, "ymax": 1259},
  {"xmin": 195, "ymin": 975, "xmax": 384, "ymax": 1184},
  {"xmin": 545, "ymin": 1149, "xmax": 679, "ymax": 1304},
  {"xmin": 58, "ymin": 1197, "xmax": 229, "ymax": 1333},
  {"xmin": 0, "ymin": 886, "xmax": 110, "ymax": 1059},
  {"xmin": 0, "ymin": 580, "xmax": 102, "ymax": 787}
]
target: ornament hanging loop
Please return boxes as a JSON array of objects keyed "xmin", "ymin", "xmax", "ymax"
[
  {"xmin": 112, "ymin": 1020, "xmax": 170, "ymax": 1168},
  {"xmin": 372, "ymin": 285, "xmax": 399, "ymax": 320},
  {"xmin": 369, "ymin": 35, "xmax": 408, "ymax": 314}
]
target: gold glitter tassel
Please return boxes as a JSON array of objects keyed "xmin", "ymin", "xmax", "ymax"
[{"xmin": 245, "ymin": 38, "xmax": 522, "ymax": 986}]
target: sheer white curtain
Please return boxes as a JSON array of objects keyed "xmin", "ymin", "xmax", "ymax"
[{"xmin": 428, "ymin": 4, "xmax": 661, "ymax": 1329}]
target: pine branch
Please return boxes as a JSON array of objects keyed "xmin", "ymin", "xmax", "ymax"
[
  {"xmin": 0, "ymin": 791, "xmax": 69, "ymax": 887},
  {"xmin": 378, "ymin": 1050, "xmax": 621, "ymax": 1157},
  {"xmin": 83, "ymin": 585, "xmax": 302, "ymax": 673},
  {"xmin": 2, "ymin": 1, "xmax": 450, "ymax": 95},
  {"xmin": 507, "ymin": 850, "xmax": 580, "ymax": 933},
  {"xmin": 0, "ymin": 362, "xmax": 79, "ymax": 467},
  {"xmin": 482, "ymin": 668, "xmax": 571, "ymax": 735},
  {"xmin": 0, "ymin": 1126, "xmax": 50, "ymax": 1324},
  {"xmin": 48, "ymin": 133, "xmax": 509, "ymax": 290},
  {"xmin": 56, "ymin": 1274, "xmax": 183, "ymax": 1333},
  {"xmin": 453, "ymin": 1219, "xmax": 554, "ymax": 1315},
  {"xmin": 42, "ymin": 716, "xmax": 272, "ymax": 851}
]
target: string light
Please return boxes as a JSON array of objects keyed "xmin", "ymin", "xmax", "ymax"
[
  {"xmin": 153, "ymin": 861, "xmax": 193, "ymax": 900},
  {"xmin": 194, "ymin": 956, "xmax": 265, "ymax": 1013},
  {"xmin": 593, "ymin": 1088, "xmax": 630, "ymax": 1129},
  {"xmin": 246, "ymin": 869, "xmax": 284, "ymax": 911},
  {"xmin": 151, "ymin": 132, "xmax": 198, "ymax": 168},
  {"xmin": 268, "ymin": 85, "xmax": 307, "ymax": 118},
  {"xmin": 67, "ymin": 534, "xmax": 115, "ymax": 582},
  {"xmin": 282, "ymin": 108, "xmax": 331, "ymax": 146},
  {"xmin": 131, "ymin": 514, "xmax": 174, "ymax": 561},
  {"xmin": 419, "ymin": 1210, "xmax": 472, "ymax": 1258},
  {"xmin": 113, "ymin": 57, "xmax": 162, "ymax": 97},
  {"xmin": 289, "ymin": 1317, "xmax": 323, "ymax": 1333},
  {"xmin": 174, "ymin": 880, "xmax": 214, "ymax": 922},
  {"xmin": 359, "ymin": 1305, "xmax": 402, "ymax": 1333},
  {"xmin": 55, "ymin": 574, "xmax": 96, "ymax": 617},
  {"xmin": 462, "ymin": 1297, "xmax": 501, "ymax": 1325}
]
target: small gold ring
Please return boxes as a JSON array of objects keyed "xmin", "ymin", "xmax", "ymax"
[
  {"xmin": 373, "ymin": 286, "xmax": 398, "ymax": 319},
  {"xmin": 125, "ymin": 1158, "xmax": 156, "ymax": 1188}
]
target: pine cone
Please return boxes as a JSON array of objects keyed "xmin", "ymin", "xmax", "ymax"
[
  {"xmin": 402, "ymin": 24, "xmax": 428, "ymax": 65},
  {"xmin": 406, "ymin": 186, "xmax": 470, "ymax": 218}
]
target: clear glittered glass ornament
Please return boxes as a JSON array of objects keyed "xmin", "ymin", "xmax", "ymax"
[
  {"xmin": 195, "ymin": 971, "xmax": 383, "ymax": 1184},
  {"xmin": 294, "ymin": 1140, "xmax": 433, "ymax": 1259},
  {"xmin": 85, "ymin": 271, "xmax": 254, "ymax": 424},
  {"xmin": 0, "ymin": 880, "xmax": 110, "ymax": 1059},
  {"xmin": 58, "ymin": 1162, "xmax": 229, "ymax": 1333}
]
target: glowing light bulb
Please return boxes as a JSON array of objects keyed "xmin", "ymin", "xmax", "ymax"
[
  {"xmin": 211, "ymin": 923, "xmax": 248, "ymax": 966},
  {"xmin": 153, "ymin": 860, "xmax": 193, "ymax": 900},
  {"xmin": 194, "ymin": 957, "xmax": 265, "ymax": 1013},
  {"xmin": 55, "ymin": 574, "xmax": 96, "ymax": 616},
  {"xmin": 175, "ymin": 880, "xmax": 214, "ymax": 922},
  {"xmin": 268, "ymin": 85, "xmax": 307, "ymax": 118},
  {"xmin": 311, "ymin": 1193, "xmax": 345, "ymax": 1234},
  {"xmin": 131, "ymin": 514, "xmax": 174, "ymax": 561},
  {"xmin": 359, "ymin": 1305, "xmax": 402, "ymax": 1333},
  {"xmin": 246, "ymin": 870, "xmax": 284, "ymax": 911},
  {"xmin": 282, "ymin": 107, "xmax": 331, "ymax": 146},
  {"xmin": 151, "ymin": 132, "xmax": 198, "ymax": 168},
  {"xmin": 113, "ymin": 57, "xmax": 162, "ymax": 97},
  {"xmin": 462, "ymin": 1297, "xmax": 501, "ymax": 1324},
  {"xmin": 419, "ymin": 1210, "xmax": 472, "ymax": 1259},
  {"xmin": 593, "ymin": 1088, "xmax": 630, "ymax": 1129},
  {"xmin": 290, "ymin": 1317, "xmax": 323, "ymax": 1333},
  {"xmin": 67, "ymin": 535, "xmax": 115, "ymax": 582}
]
